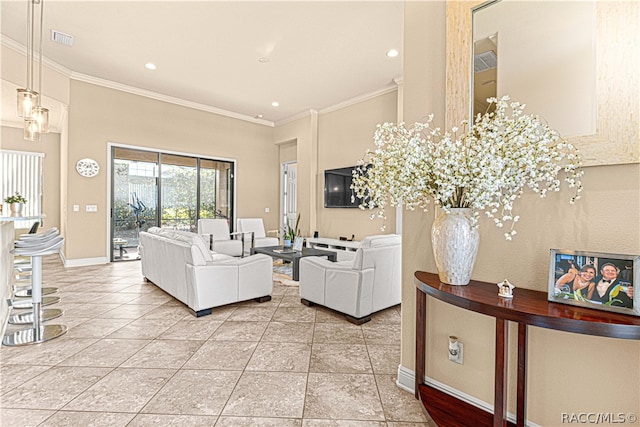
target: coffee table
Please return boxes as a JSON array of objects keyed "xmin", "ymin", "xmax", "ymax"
[{"xmin": 251, "ymin": 245, "xmax": 337, "ymax": 281}]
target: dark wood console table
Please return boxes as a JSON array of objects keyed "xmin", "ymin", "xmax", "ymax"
[{"xmin": 414, "ymin": 271, "xmax": 640, "ymax": 427}]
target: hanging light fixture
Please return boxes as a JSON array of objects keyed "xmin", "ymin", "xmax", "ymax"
[
  {"xmin": 16, "ymin": 0, "xmax": 38, "ymax": 119},
  {"xmin": 24, "ymin": 118, "xmax": 40, "ymax": 141},
  {"xmin": 17, "ymin": 0, "xmax": 49, "ymax": 141}
]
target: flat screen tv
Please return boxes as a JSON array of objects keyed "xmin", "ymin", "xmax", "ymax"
[{"xmin": 324, "ymin": 166, "xmax": 369, "ymax": 208}]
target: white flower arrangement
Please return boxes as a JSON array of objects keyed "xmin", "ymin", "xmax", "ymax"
[{"xmin": 351, "ymin": 96, "xmax": 584, "ymax": 240}]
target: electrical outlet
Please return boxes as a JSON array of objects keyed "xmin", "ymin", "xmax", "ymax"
[{"xmin": 448, "ymin": 337, "xmax": 464, "ymax": 364}]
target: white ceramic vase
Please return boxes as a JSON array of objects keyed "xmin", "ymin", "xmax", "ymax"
[
  {"xmin": 431, "ymin": 208, "xmax": 479, "ymax": 285},
  {"xmin": 10, "ymin": 202, "xmax": 24, "ymax": 215}
]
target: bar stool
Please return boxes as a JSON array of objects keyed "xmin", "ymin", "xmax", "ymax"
[
  {"xmin": 12, "ymin": 221, "xmax": 40, "ymax": 268},
  {"xmin": 11, "ymin": 229, "xmax": 60, "ymax": 301},
  {"xmin": 3, "ymin": 234, "xmax": 67, "ymax": 346}
]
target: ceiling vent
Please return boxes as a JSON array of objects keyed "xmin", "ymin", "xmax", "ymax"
[
  {"xmin": 51, "ymin": 30, "xmax": 74, "ymax": 47},
  {"xmin": 474, "ymin": 50, "xmax": 497, "ymax": 73}
]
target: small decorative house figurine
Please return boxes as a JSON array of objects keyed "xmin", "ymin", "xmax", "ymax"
[{"xmin": 497, "ymin": 279, "xmax": 515, "ymax": 298}]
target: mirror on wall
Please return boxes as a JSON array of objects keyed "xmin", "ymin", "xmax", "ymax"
[
  {"xmin": 472, "ymin": 33, "xmax": 497, "ymax": 121},
  {"xmin": 470, "ymin": 0, "xmax": 639, "ymax": 166},
  {"xmin": 472, "ymin": 1, "xmax": 596, "ymax": 137}
]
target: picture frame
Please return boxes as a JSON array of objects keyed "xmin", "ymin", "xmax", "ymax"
[
  {"xmin": 548, "ymin": 249, "xmax": 639, "ymax": 316},
  {"xmin": 293, "ymin": 237, "xmax": 304, "ymax": 252}
]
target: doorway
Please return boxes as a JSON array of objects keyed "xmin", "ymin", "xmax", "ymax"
[{"xmin": 281, "ymin": 162, "xmax": 297, "ymax": 234}]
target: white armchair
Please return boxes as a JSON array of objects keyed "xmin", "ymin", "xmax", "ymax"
[
  {"xmin": 197, "ymin": 219, "xmax": 244, "ymax": 257},
  {"xmin": 299, "ymin": 234, "xmax": 401, "ymax": 324},
  {"xmin": 237, "ymin": 218, "xmax": 280, "ymax": 254}
]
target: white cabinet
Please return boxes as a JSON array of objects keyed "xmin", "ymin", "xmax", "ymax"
[{"xmin": 305, "ymin": 237, "xmax": 359, "ymax": 261}]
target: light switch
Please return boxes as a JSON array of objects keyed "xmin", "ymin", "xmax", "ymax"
[
  {"xmin": 264, "ymin": 207, "xmax": 270, "ymax": 213},
  {"xmin": 85, "ymin": 204, "xmax": 98, "ymax": 212},
  {"xmin": 73, "ymin": 205, "xmax": 80, "ymax": 212}
]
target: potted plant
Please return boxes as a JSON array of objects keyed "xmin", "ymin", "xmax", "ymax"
[
  {"xmin": 283, "ymin": 213, "xmax": 300, "ymax": 248},
  {"xmin": 4, "ymin": 192, "xmax": 27, "ymax": 215}
]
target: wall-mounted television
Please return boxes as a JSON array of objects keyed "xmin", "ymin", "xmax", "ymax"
[{"xmin": 324, "ymin": 166, "xmax": 369, "ymax": 208}]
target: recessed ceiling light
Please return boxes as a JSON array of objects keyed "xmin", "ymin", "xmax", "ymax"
[
  {"xmin": 271, "ymin": 101, "xmax": 279, "ymax": 107},
  {"xmin": 145, "ymin": 63, "xmax": 157, "ymax": 70},
  {"xmin": 258, "ymin": 57, "xmax": 270, "ymax": 63},
  {"xmin": 255, "ymin": 114, "xmax": 264, "ymax": 119},
  {"xmin": 386, "ymin": 49, "xmax": 399, "ymax": 58}
]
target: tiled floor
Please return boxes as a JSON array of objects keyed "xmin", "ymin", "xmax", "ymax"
[{"xmin": 1, "ymin": 255, "xmax": 432, "ymax": 426}]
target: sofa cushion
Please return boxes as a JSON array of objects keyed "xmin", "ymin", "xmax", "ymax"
[
  {"xmin": 149, "ymin": 229, "xmax": 212, "ymax": 265},
  {"xmin": 211, "ymin": 253, "xmax": 236, "ymax": 262},
  {"xmin": 176, "ymin": 232, "xmax": 213, "ymax": 264}
]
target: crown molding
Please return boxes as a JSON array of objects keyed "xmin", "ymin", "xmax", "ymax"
[
  {"xmin": 70, "ymin": 72, "xmax": 275, "ymax": 127},
  {"xmin": 318, "ymin": 83, "xmax": 399, "ymax": 116},
  {"xmin": 0, "ymin": 118, "xmax": 62, "ymax": 134},
  {"xmin": 275, "ymin": 110, "xmax": 314, "ymax": 127},
  {"xmin": 1, "ymin": 35, "xmax": 72, "ymax": 77},
  {"xmin": 0, "ymin": 119, "xmax": 24, "ymax": 130},
  {"xmin": 274, "ymin": 82, "xmax": 402, "ymax": 127}
]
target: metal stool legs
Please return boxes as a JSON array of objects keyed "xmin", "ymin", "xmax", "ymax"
[{"xmin": 3, "ymin": 233, "xmax": 67, "ymax": 346}]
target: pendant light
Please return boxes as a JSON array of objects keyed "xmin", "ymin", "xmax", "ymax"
[
  {"xmin": 24, "ymin": 118, "xmax": 40, "ymax": 141},
  {"xmin": 16, "ymin": 0, "xmax": 38, "ymax": 119},
  {"xmin": 17, "ymin": 0, "xmax": 49, "ymax": 141}
]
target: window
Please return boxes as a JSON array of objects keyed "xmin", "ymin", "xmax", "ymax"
[{"xmin": 1, "ymin": 149, "xmax": 43, "ymax": 228}]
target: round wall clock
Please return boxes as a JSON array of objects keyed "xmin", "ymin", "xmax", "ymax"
[{"xmin": 75, "ymin": 158, "xmax": 100, "ymax": 177}]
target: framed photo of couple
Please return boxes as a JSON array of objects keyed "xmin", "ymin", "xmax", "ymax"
[{"xmin": 548, "ymin": 249, "xmax": 640, "ymax": 316}]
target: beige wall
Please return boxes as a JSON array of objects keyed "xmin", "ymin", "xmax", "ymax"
[
  {"xmin": 400, "ymin": 0, "xmax": 445, "ymax": 376},
  {"xmin": 1, "ymin": 126, "xmax": 61, "ymax": 232},
  {"xmin": 401, "ymin": 1, "xmax": 640, "ymax": 425},
  {"xmin": 316, "ymin": 91, "xmax": 398, "ymax": 240},
  {"xmin": 278, "ymin": 140, "xmax": 297, "ymax": 164},
  {"xmin": 273, "ymin": 91, "xmax": 400, "ymax": 241},
  {"xmin": 65, "ymin": 80, "xmax": 277, "ymax": 261}
]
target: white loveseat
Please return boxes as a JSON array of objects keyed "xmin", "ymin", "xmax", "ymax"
[
  {"xmin": 299, "ymin": 234, "xmax": 401, "ymax": 324},
  {"xmin": 139, "ymin": 227, "xmax": 273, "ymax": 316}
]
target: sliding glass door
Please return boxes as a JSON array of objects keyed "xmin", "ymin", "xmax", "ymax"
[
  {"xmin": 110, "ymin": 147, "xmax": 235, "ymax": 262},
  {"xmin": 112, "ymin": 148, "xmax": 159, "ymax": 261}
]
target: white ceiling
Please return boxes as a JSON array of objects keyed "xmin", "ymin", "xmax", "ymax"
[{"xmin": 1, "ymin": 1, "xmax": 404, "ymax": 126}]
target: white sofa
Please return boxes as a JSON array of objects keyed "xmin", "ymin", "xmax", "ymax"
[
  {"xmin": 139, "ymin": 227, "xmax": 273, "ymax": 316},
  {"xmin": 298, "ymin": 234, "xmax": 401, "ymax": 324}
]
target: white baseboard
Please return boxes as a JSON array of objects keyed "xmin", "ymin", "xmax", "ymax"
[
  {"xmin": 395, "ymin": 364, "xmax": 540, "ymax": 427},
  {"xmin": 396, "ymin": 364, "xmax": 416, "ymax": 394},
  {"xmin": 61, "ymin": 252, "xmax": 108, "ymax": 268}
]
